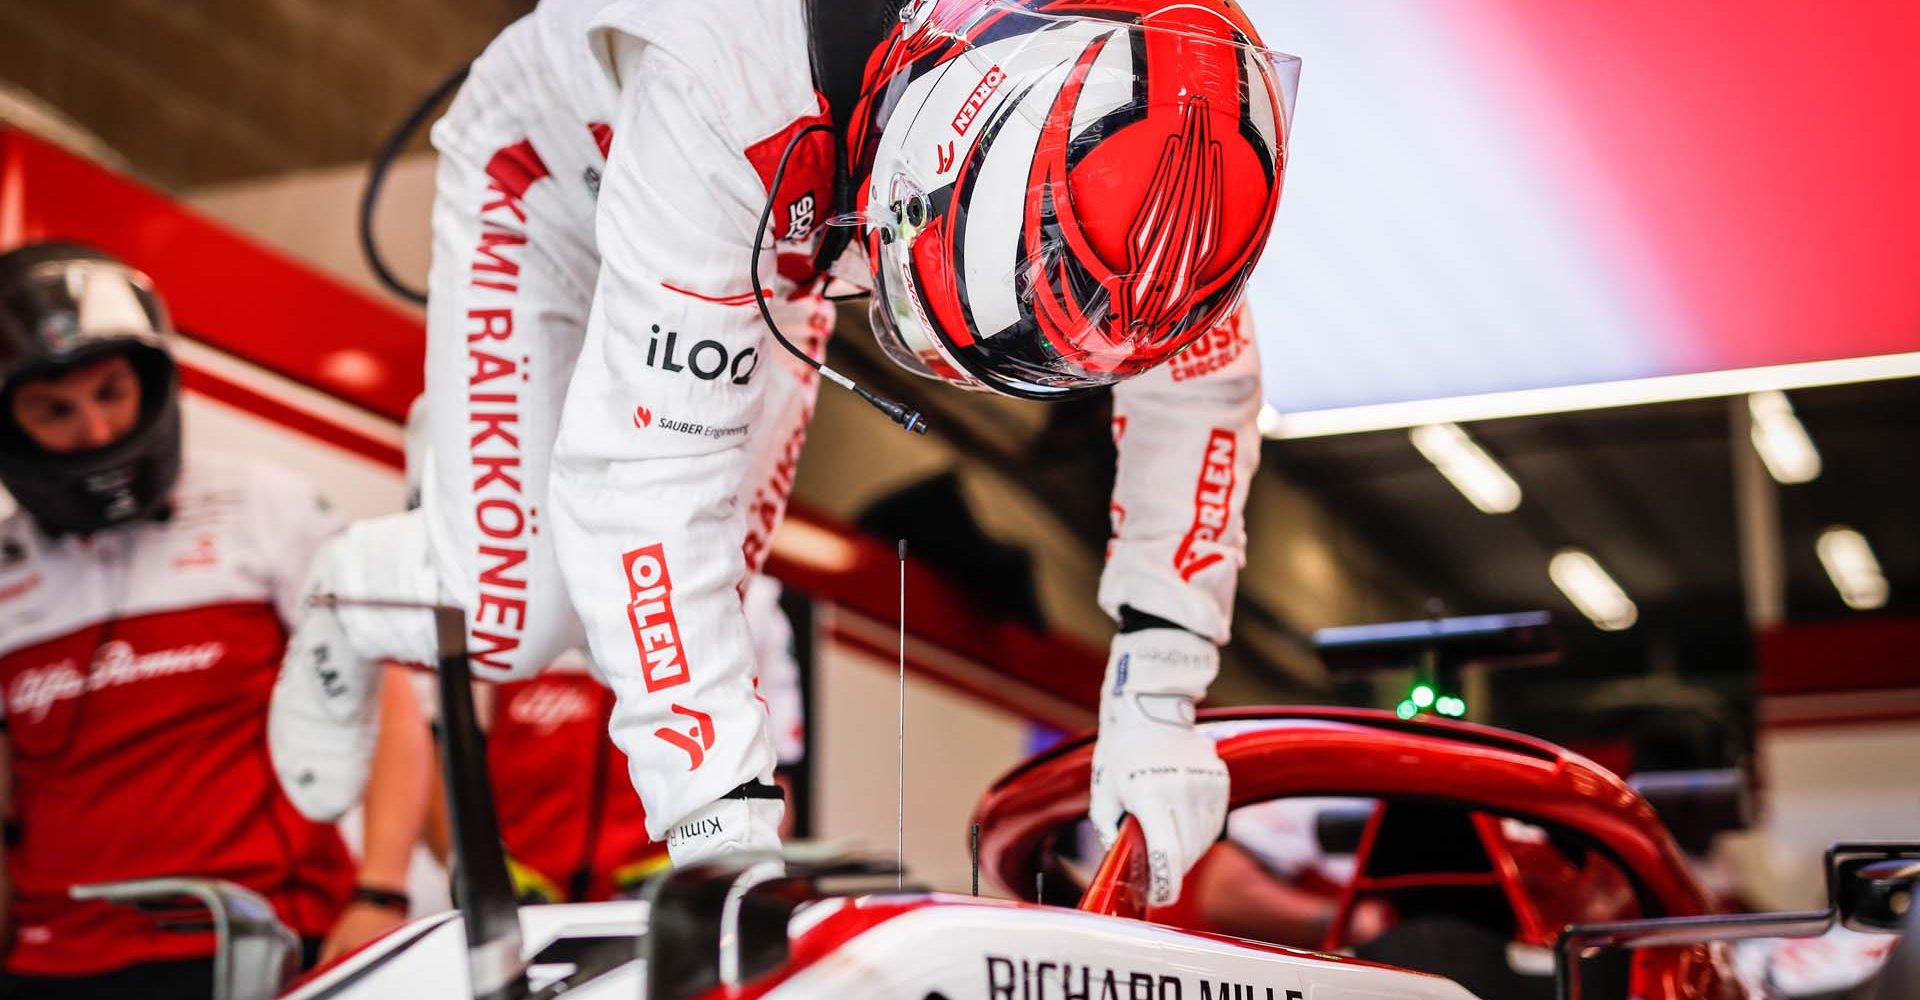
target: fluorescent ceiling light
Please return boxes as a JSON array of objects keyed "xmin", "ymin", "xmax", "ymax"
[
  {"xmin": 1817, "ymin": 527, "xmax": 1889, "ymax": 611},
  {"xmin": 1549, "ymin": 548, "xmax": 1638, "ymax": 631},
  {"xmin": 1409, "ymin": 423, "xmax": 1522, "ymax": 513},
  {"xmin": 1263, "ymin": 352, "xmax": 1920, "ymax": 439},
  {"xmin": 1746, "ymin": 391, "xmax": 1821, "ymax": 484}
]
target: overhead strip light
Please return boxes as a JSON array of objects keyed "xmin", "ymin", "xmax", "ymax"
[
  {"xmin": 1263, "ymin": 351, "xmax": 1920, "ymax": 439},
  {"xmin": 1816, "ymin": 527, "xmax": 1889, "ymax": 611},
  {"xmin": 1747, "ymin": 391, "xmax": 1821, "ymax": 484},
  {"xmin": 1409, "ymin": 423, "xmax": 1522, "ymax": 513},
  {"xmin": 1549, "ymin": 548, "xmax": 1638, "ymax": 631}
]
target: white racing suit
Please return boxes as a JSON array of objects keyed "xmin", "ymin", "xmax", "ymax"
[{"xmin": 270, "ymin": 0, "xmax": 1261, "ymax": 855}]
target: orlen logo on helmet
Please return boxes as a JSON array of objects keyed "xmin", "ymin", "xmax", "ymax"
[
  {"xmin": 624, "ymin": 544, "xmax": 689, "ymax": 692},
  {"xmin": 952, "ymin": 65, "xmax": 1007, "ymax": 136}
]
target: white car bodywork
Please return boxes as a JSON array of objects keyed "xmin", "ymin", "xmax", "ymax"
[
  {"xmin": 288, "ymin": 902, "xmax": 645, "ymax": 999},
  {"xmin": 286, "ymin": 894, "xmax": 1480, "ymax": 1000}
]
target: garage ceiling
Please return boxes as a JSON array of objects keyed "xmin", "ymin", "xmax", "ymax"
[
  {"xmin": 0, "ymin": 0, "xmax": 528, "ymax": 189},
  {"xmin": 1270, "ymin": 378, "xmax": 1920, "ymax": 635}
]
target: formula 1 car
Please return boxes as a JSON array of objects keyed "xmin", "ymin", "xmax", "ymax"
[{"xmin": 85, "ymin": 607, "xmax": 1917, "ymax": 1000}]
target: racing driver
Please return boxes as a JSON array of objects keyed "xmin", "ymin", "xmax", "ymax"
[
  {"xmin": 269, "ymin": 0, "xmax": 1297, "ymax": 906},
  {"xmin": 0, "ymin": 244, "xmax": 353, "ymax": 995}
]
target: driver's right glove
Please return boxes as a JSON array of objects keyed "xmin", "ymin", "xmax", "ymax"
[{"xmin": 1089, "ymin": 628, "xmax": 1230, "ymax": 908}]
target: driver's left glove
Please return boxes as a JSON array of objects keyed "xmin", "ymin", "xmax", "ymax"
[
  {"xmin": 1089, "ymin": 628, "xmax": 1230, "ymax": 907},
  {"xmin": 664, "ymin": 783, "xmax": 786, "ymax": 869}
]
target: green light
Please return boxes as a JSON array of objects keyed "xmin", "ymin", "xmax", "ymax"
[
  {"xmin": 1396, "ymin": 699, "xmax": 1418, "ymax": 720},
  {"xmin": 1436, "ymin": 696, "xmax": 1466, "ymax": 718},
  {"xmin": 1411, "ymin": 684, "xmax": 1436, "ymax": 708}
]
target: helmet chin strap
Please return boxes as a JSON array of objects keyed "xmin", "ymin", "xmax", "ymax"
[{"xmin": 751, "ymin": 123, "xmax": 928, "ymax": 436}]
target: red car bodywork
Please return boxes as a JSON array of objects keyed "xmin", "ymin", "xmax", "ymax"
[{"xmin": 973, "ymin": 708, "xmax": 1746, "ymax": 1000}]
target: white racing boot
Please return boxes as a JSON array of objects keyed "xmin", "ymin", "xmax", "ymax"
[{"xmin": 268, "ymin": 511, "xmax": 440, "ymax": 821}]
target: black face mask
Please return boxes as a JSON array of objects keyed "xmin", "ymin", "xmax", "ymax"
[
  {"xmin": 0, "ymin": 356, "xmax": 182, "ymax": 536},
  {"xmin": 0, "ymin": 244, "xmax": 183, "ymax": 536}
]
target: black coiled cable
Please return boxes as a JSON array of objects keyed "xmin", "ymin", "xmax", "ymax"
[{"xmin": 358, "ymin": 63, "xmax": 471, "ymax": 306}]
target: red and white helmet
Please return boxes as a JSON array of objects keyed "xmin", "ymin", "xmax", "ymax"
[{"xmin": 847, "ymin": 0, "xmax": 1298, "ymax": 399}]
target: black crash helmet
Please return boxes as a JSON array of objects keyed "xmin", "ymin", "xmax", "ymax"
[{"xmin": 0, "ymin": 242, "xmax": 182, "ymax": 535}]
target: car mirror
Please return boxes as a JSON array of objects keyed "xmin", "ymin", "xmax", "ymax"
[
  {"xmin": 1554, "ymin": 842, "xmax": 1920, "ymax": 1000},
  {"xmin": 1835, "ymin": 855, "xmax": 1920, "ymax": 934}
]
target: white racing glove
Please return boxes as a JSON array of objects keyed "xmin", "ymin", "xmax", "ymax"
[
  {"xmin": 664, "ymin": 783, "xmax": 787, "ymax": 869},
  {"xmin": 269, "ymin": 511, "xmax": 439, "ymax": 821},
  {"xmin": 1089, "ymin": 628, "xmax": 1230, "ymax": 907},
  {"xmin": 269, "ymin": 567, "xmax": 383, "ymax": 821}
]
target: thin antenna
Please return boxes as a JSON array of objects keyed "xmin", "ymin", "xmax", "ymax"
[
  {"xmin": 971, "ymin": 823, "xmax": 981, "ymax": 896},
  {"xmin": 897, "ymin": 539, "xmax": 908, "ymax": 890}
]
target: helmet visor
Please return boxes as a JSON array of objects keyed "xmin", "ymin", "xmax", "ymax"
[
  {"xmin": 866, "ymin": 2, "xmax": 1299, "ymax": 398},
  {"xmin": 0, "ymin": 259, "xmax": 169, "ymax": 390},
  {"xmin": 868, "ymin": 293, "xmax": 942, "ymax": 382}
]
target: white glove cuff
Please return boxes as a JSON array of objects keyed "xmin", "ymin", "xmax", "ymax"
[
  {"xmin": 1103, "ymin": 629, "xmax": 1219, "ymax": 702},
  {"xmin": 664, "ymin": 793, "xmax": 785, "ymax": 868}
]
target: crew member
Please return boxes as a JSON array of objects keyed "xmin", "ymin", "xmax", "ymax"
[
  {"xmin": 270, "ymin": 0, "xmax": 1297, "ymax": 907},
  {"xmin": 0, "ymin": 244, "xmax": 354, "ymax": 996}
]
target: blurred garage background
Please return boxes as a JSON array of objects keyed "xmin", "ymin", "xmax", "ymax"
[{"xmin": 1, "ymin": 0, "xmax": 1915, "ymax": 913}]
